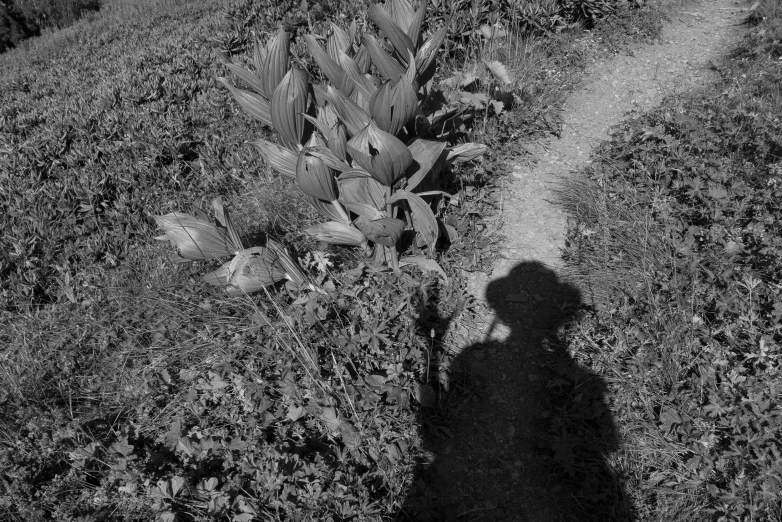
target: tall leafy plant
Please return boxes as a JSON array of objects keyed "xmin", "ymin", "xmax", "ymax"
[{"xmin": 155, "ymin": 0, "xmax": 486, "ymax": 295}]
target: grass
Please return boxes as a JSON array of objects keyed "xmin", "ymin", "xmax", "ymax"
[
  {"xmin": 557, "ymin": 1, "xmax": 782, "ymax": 519},
  {"xmin": 0, "ymin": 0, "xmax": 676, "ymax": 520}
]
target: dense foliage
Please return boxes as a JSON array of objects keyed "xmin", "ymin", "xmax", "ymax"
[
  {"xmin": 559, "ymin": 3, "xmax": 782, "ymax": 520},
  {"xmin": 0, "ymin": 0, "xmax": 670, "ymax": 519}
]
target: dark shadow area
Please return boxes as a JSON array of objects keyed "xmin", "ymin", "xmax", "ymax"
[{"xmin": 400, "ymin": 261, "xmax": 633, "ymax": 521}]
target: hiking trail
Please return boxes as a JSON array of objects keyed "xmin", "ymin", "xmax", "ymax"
[{"xmin": 416, "ymin": 2, "xmax": 748, "ymax": 520}]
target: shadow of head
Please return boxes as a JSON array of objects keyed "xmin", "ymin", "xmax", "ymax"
[{"xmin": 484, "ymin": 260, "xmax": 581, "ymax": 339}]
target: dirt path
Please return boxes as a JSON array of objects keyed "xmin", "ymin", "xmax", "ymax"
[
  {"xmin": 411, "ymin": 2, "xmax": 747, "ymax": 521},
  {"xmin": 476, "ymin": 0, "xmax": 747, "ymax": 341}
]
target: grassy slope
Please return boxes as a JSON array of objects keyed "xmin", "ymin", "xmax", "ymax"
[
  {"xmin": 559, "ymin": 3, "xmax": 782, "ymax": 520},
  {"xmin": 0, "ymin": 0, "xmax": 671, "ymax": 520}
]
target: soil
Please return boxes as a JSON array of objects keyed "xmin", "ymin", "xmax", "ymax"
[{"xmin": 403, "ymin": 1, "xmax": 747, "ymax": 520}]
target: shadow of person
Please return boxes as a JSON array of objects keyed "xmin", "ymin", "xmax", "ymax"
[{"xmin": 400, "ymin": 261, "xmax": 633, "ymax": 521}]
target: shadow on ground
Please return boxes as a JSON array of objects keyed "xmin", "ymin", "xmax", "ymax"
[{"xmin": 400, "ymin": 261, "xmax": 633, "ymax": 521}]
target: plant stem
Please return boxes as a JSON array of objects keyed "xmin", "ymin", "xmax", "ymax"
[
  {"xmin": 385, "ymin": 186, "xmax": 400, "ymax": 272},
  {"xmin": 389, "ymin": 245, "xmax": 399, "ymax": 272}
]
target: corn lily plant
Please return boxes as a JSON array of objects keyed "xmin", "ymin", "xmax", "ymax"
[
  {"xmin": 213, "ymin": 0, "xmax": 487, "ymax": 284},
  {"xmin": 154, "ymin": 198, "xmax": 310, "ymax": 295}
]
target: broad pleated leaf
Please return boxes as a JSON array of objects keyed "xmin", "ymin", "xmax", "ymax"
[
  {"xmin": 354, "ymin": 216, "xmax": 405, "ymax": 247},
  {"xmin": 253, "ymin": 34, "xmax": 267, "ymax": 84},
  {"xmin": 326, "ymin": 85, "xmax": 371, "ymax": 137},
  {"xmin": 361, "ymin": 34, "xmax": 405, "ymax": 81},
  {"xmin": 327, "ymin": 120, "xmax": 348, "ymax": 161},
  {"xmin": 318, "ymin": 103, "xmax": 339, "ymax": 129},
  {"xmin": 369, "ymin": 3, "xmax": 414, "ymax": 61},
  {"xmin": 271, "ymin": 68, "xmax": 310, "ymax": 149},
  {"xmin": 312, "ymin": 83, "xmax": 329, "ymax": 106},
  {"xmin": 400, "ymin": 255, "xmax": 447, "ymax": 282},
  {"xmin": 261, "ymin": 29, "xmax": 290, "ymax": 100},
  {"xmin": 154, "ymin": 212, "xmax": 235, "ymax": 262},
  {"xmin": 354, "ymin": 46, "xmax": 372, "ymax": 74},
  {"xmin": 406, "ymin": 1, "xmax": 427, "ymax": 45},
  {"xmin": 203, "ymin": 247, "xmax": 285, "ymax": 295},
  {"xmin": 306, "ymin": 195, "xmax": 345, "ymax": 222},
  {"xmin": 349, "ymin": 86, "xmax": 370, "ymax": 114},
  {"xmin": 404, "ymin": 48, "xmax": 418, "ymax": 86},
  {"xmin": 446, "ymin": 142, "xmax": 488, "ymax": 164},
  {"xmin": 305, "ymin": 221, "xmax": 367, "ymax": 246},
  {"xmin": 327, "ymin": 23, "xmax": 352, "ymax": 62},
  {"xmin": 215, "ymin": 51, "xmax": 266, "ymax": 95},
  {"xmin": 348, "ymin": 20, "xmax": 358, "ymax": 43},
  {"xmin": 369, "ymin": 74, "xmax": 418, "ymax": 135},
  {"xmin": 202, "ymin": 263, "xmax": 230, "ymax": 286},
  {"xmin": 368, "ymin": 80, "xmax": 395, "ymax": 133},
  {"xmin": 388, "ymin": 190, "xmax": 439, "ymax": 248},
  {"xmin": 346, "ymin": 121, "xmax": 412, "ymax": 186},
  {"xmin": 303, "ymin": 114, "xmax": 329, "ymax": 137},
  {"xmin": 341, "ymin": 200, "xmax": 385, "ymax": 220},
  {"xmin": 338, "ymin": 50, "xmax": 377, "ymax": 102},
  {"xmin": 304, "ymin": 34, "xmax": 354, "ymax": 97},
  {"xmin": 267, "ymin": 239, "xmax": 308, "ymax": 287},
  {"xmin": 297, "ymin": 147, "xmax": 338, "ymax": 201},
  {"xmin": 189, "ymin": 198, "xmax": 212, "ymax": 222},
  {"xmin": 211, "ymin": 197, "xmax": 243, "ymax": 250},
  {"xmin": 338, "ymin": 169, "xmax": 387, "ymax": 210},
  {"xmin": 415, "ymin": 25, "xmax": 447, "ymax": 74},
  {"xmin": 387, "ymin": 0, "xmax": 415, "ymax": 33},
  {"xmin": 405, "ymin": 139, "xmax": 447, "ymax": 192},
  {"xmin": 250, "ymin": 139, "xmax": 298, "ymax": 178},
  {"xmin": 307, "ymin": 146, "xmax": 351, "ymax": 172},
  {"xmin": 218, "ymin": 77, "xmax": 272, "ymax": 127}
]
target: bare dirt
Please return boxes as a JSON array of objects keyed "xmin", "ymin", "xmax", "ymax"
[{"xmin": 404, "ymin": 2, "xmax": 747, "ymax": 520}]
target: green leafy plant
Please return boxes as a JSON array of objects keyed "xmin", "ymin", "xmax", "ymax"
[
  {"xmin": 208, "ymin": 0, "xmax": 487, "ymax": 284},
  {"xmin": 154, "ymin": 197, "xmax": 311, "ymax": 294}
]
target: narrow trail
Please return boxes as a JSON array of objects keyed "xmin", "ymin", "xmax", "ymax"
[
  {"xmin": 414, "ymin": 2, "xmax": 747, "ymax": 520},
  {"xmin": 475, "ymin": 0, "xmax": 747, "ymax": 342}
]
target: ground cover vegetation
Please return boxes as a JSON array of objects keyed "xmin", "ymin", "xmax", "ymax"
[
  {"xmin": 558, "ymin": 2, "xmax": 782, "ymax": 520},
  {"xmin": 1, "ymin": 0, "xmax": 666, "ymax": 519}
]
